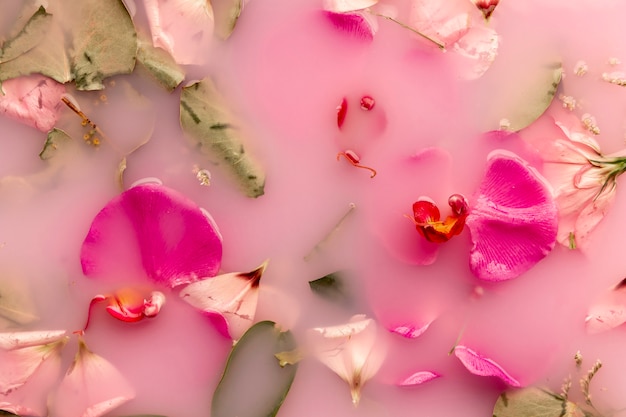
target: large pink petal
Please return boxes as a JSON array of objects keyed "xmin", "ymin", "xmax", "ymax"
[
  {"xmin": 81, "ymin": 183, "xmax": 222, "ymax": 288},
  {"xmin": 454, "ymin": 345, "xmax": 521, "ymax": 387},
  {"xmin": 0, "ymin": 75, "xmax": 65, "ymax": 132},
  {"xmin": 49, "ymin": 339, "xmax": 135, "ymax": 417},
  {"xmin": 466, "ymin": 151, "xmax": 558, "ymax": 281}
]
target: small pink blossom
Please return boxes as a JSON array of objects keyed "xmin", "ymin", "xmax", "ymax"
[
  {"xmin": 179, "ymin": 261, "xmax": 268, "ymax": 340},
  {"xmin": 307, "ymin": 314, "xmax": 387, "ymax": 405},
  {"xmin": 0, "ymin": 75, "xmax": 65, "ymax": 132},
  {"xmin": 397, "ymin": 370, "xmax": 440, "ymax": 387},
  {"xmin": 49, "ymin": 337, "xmax": 135, "ymax": 417},
  {"xmin": 466, "ymin": 150, "xmax": 558, "ymax": 281},
  {"xmin": 524, "ymin": 118, "xmax": 626, "ymax": 249},
  {"xmin": 454, "ymin": 345, "xmax": 521, "ymax": 387}
]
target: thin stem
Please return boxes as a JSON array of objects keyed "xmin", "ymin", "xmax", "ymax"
[
  {"xmin": 369, "ymin": 11, "xmax": 445, "ymax": 50},
  {"xmin": 304, "ymin": 203, "xmax": 356, "ymax": 261}
]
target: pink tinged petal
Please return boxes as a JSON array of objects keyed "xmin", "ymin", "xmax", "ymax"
[
  {"xmin": 179, "ymin": 261, "xmax": 268, "ymax": 340},
  {"xmin": 323, "ymin": 11, "xmax": 378, "ymax": 41},
  {"xmin": 466, "ymin": 150, "xmax": 558, "ymax": 281},
  {"xmin": 80, "ymin": 183, "xmax": 223, "ymax": 288},
  {"xmin": 451, "ymin": 25, "xmax": 499, "ymax": 80},
  {"xmin": 388, "ymin": 321, "xmax": 432, "ymax": 339},
  {"xmin": 397, "ymin": 370, "xmax": 440, "ymax": 386},
  {"xmin": 323, "ymin": 0, "xmax": 378, "ymax": 13},
  {"xmin": 143, "ymin": 0, "xmax": 214, "ymax": 65},
  {"xmin": 0, "ymin": 330, "xmax": 68, "ymax": 395},
  {"xmin": 308, "ymin": 315, "xmax": 387, "ymax": 405},
  {"xmin": 471, "ymin": 0, "xmax": 499, "ymax": 20},
  {"xmin": 0, "ymin": 75, "xmax": 65, "ymax": 132},
  {"xmin": 585, "ymin": 279, "xmax": 626, "ymax": 334},
  {"xmin": 454, "ymin": 345, "xmax": 521, "ymax": 387},
  {"xmin": 50, "ymin": 338, "xmax": 135, "ymax": 417},
  {"xmin": 409, "ymin": 0, "xmax": 472, "ymax": 47}
]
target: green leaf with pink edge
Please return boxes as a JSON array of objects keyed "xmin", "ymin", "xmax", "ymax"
[
  {"xmin": 213, "ymin": 0, "xmax": 244, "ymax": 40},
  {"xmin": 0, "ymin": 1, "xmax": 136, "ymax": 90},
  {"xmin": 479, "ymin": 62, "xmax": 562, "ymax": 132},
  {"xmin": 493, "ymin": 387, "xmax": 586, "ymax": 417},
  {"xmin": 180, "ymin": 77, "xmax": 266, "ymax": 198},
  {"xmin": 212, "ymin": 321, "xmax": 298, "ymax": 417}
]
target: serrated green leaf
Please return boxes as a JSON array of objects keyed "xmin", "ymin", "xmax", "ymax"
[
  {"xmin": 212, "ymin": 321, "xmax": 298, "ymax": 417},
  {"xmin": 0, "ymin": 0, "xmax": 136, "ymax": 90},
  {"xmin": 180, "ymin": 77, "xmax": 265, "ymax": 198},
  {"xmin": 308, "ymin": 272, "xmax": 352, "ymax": 306},
  {"xmin": 0, "ymin": 6, "xmax": 52, "ymax": 64},
  {"xmin": 136, "ymin": 33, "xmax": 184, "ymax": 91},
  {"xmin": 493, "ymin": 387, "xmax": 585, "ymax": 417},
  {"xmin": 39, "ymin": 128, "xmax": 72, "ymax": 160},
  {"xmin": 214, "ymin": 0, "xmax": 244, "ymax": 40}
]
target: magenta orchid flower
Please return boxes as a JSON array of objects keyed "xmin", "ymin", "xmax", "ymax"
[
  {"xmin": 179, "ymin": 260, "xmax": 268, "ymax": 340},
  {"xmin": 307, "ymin": 314, "xmax": 387, "ymax": 405},
  {"xmin": 49, "ymin": 337, "xmax": 135, "ymax": 417},
  {"xmin": 87, "ymin": 288, "xmax": 166, "ymax": 326},
  {"xmin": 80, "ymin": 181, "xmax": 223, "ymax": 289},
  {"xmin": 466, "ymin": 150, "xmax": 558, "ymax": 281},
  {"xmin": 454, "ymin": 345, "xmax": 521, "ymax": 387},
  {"xmin": 0, "ymin": 75, "xmax": 65, "ymax": 132},
  {"xmin": 524, "ymin": 118, "xmax": 626, "ymax": 249},
  {"xmin": 142, "ymin": 0, "xmax": 215, "ymax": 65}
]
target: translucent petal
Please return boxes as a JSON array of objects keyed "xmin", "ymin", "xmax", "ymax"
[
  {"xmin": 454, "ymin": 345, "xmax": 521, "ymax": 387},
  {"xmin": 397, "ymin": 370, "xmax": 440, "ymax": 386}
]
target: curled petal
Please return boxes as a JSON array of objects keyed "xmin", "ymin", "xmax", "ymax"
[
  {"xmin": 323, "ymin": 10, "xmax": 378, "ymax": 41},
  {"xmin": 50, "ymin": 338, "xmax": 135, "ymax": 417},
  {"xmin": 180, "ymin": 261, "xmax": 268, "ymax": 340},
  {"xmin": 466, "ymin": 151, "xmax": 558, "ymax": 281},
  {"xmin": 0, "ymin": 75, "xmax": 65, "ymax": 132},
  {"xmin": 308, "ymin": 315, "xmax": 386, "ymax": 405},
  {"xmin": 323, "ymin": 0, "xmax": 378, "ymax": 13},
  {"xmin": 104, "ymin": 289, "xmax": 166, "ymax": 322},
  {"xmin": 397, "ymin": 370, "xmax": 440, "ymax": 386},
  {"xmin": 80, "ymin": 183, "xmax": 222, "ymax": 288},
  {"xmin": 0, "ymin": 330, "xmax": 67, "ymax": 395},
  {"xmin": 454, "ymin": 345, "xmax": 521, "ymax": 387},
  {"xmin": 388, "ymin": 320, "xmax": 432, "ymax": 339}
]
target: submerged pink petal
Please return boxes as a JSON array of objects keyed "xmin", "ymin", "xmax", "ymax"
[
  {"xmin": 397, "ymin": 370, "xmax": 440, "ymax": 386},
  {"xmin": 466, "ymin": 150, "xmax": 558, "ymax": 281},
  {"xmin": 0, "ymin": 330, "xmax": 68, "ymax": 395},
  {"xmin": 388, "ymin": 321, "xmax": 432, "ymax": 339},
  {"xmin": 179, "ymin": 261, "xmax": 267, "ymax": 340},
  {"xmin": 81, "ymin": 183, "xmax": 222, "ymax": 288},
  {"xmin": 0, "ymin": 75, "xmax": 65, "ymax": 132},
  {"xmin": 585, "ymin": 279, "xmax": 626, "ymax": 334},
  {"xmin": 323, "ymin": 11, "xmax": 377, "ymax": 41},
  {"xmin": 454, "ymin": 345, "xmax": 521, "ymax": 387},
  {"xmin": 409, "ymin": 0, "xmax": 472, "ymax": 47},
  {"xmin": 451, "ymin": 25, "xmax": 499, "ymax": 79},
  {"xmin": 50, "ymin": 338, "xmax": 135, "ymax": 417}
]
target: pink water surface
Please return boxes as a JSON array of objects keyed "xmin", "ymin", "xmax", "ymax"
[{"xmin": 3, "ymin": 0, "xmax": 626, "ymax": 416}]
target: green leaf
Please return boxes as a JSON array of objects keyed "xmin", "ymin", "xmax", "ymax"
[
  {"xmin": 0, "ymin": 1, "xmax": 137, "ymax": 90},
  {"xmin": 214, "ymin": 0, "xmax": 244, "ymax": 40},
  {"xmin": 212, "ymin": 321, "xmax": 298, "ymax": 417},
  {"xmin": 308, "ymin": 272, "xmax": 352, "ymax": 306},
  {"xmin": 180, "ymin": 77, "xmax": 266, "ymax": 198},
  {"xmin": 479, "ymin": 62, "xmax": 562, "ymax": 132},
  {"xmin": 136, "ymin": 33, "xmax": 184, "ymax": 91},
  {"xmin": 493, "ymin": 387, "xmax": 585, "ymax": 417},
  {"xmin": 39, "ymin": 128, "xmax": 72, "ymax": 160}
]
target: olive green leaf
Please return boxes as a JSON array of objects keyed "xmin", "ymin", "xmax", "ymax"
[
  {"xmin": 136, "ymin": 33, "xmax": 184, "ymax": 91},
  {"xmin": 212, "ymin": 321, "xmax": 298, "ymax": 417},
  {"xmin": 214, "ymin": 0, "xmax": 244, "ymax": 40},
  {"xmin": 39, "ymin": 128, "xmax": 72, "ymax": 160},
  {"xmin": 493, "ymin": 387, "xmax": 586, "ymax": 417},
  {"xmin": 180, "ymin": 77, "xmax": 265, "ymax": 198},
  {"xmin": 308, "ymin": 271, "xmax": 353, "ymax": 306}
]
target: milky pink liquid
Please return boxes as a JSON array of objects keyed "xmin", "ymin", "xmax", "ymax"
[{"xmin": 2, "ymin": 0, "xmax": 626, "ymax": 416}]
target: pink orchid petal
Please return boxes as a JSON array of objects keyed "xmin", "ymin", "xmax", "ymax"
[
  {"xmin": 80, "ymin": 183, "xmax": 222, "ymax": 288},
  {"xmin": 585, "ymin": 279, "xmax": 626, "ymax": 334},
  {"xmin": 0, "ymin": 75, "xmax": 65, "ymax": 132},
  {"xmin": 388, "ymin": 320, "xmax": 432, "ymax": 339},
  {"xmin": 0, "ymin": 330, "xmax": 67, "ymax": 395},
  {"xmin": 454, "ymin": 345, "xmax": 521, "ymax": 387},
  {"xmin": 50, "ymin": 339, "xmax": 135, "ymax": 417},
  {"xmin": 143, "ymin": 0, "xmax": 214, "ymax": 65},
  {"xmin": 323, "ymin": 11, "xmax": 377, "ymax": 41},
  {"xmin": 397, "ymin": 370, "xmax": 440, "ymax": 386},
  {"xmin": 466, "ymin": 150, "xmax": 558, "ymax": 281},
  {"xmin": 179, "ymin": 261, "xmax": 267, "ymax": 340}
]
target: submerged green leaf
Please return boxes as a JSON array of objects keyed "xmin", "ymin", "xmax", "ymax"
[
  {"xmin": 214, "ymin": 0, "xmax": 244, "ymax": 40},
  {"xmin": 308, "ymin": 272, "xmax": 352, "ymax": 306},
  {"xmin": 180, "ymin": 77, "xmax": 266, "ymax": 198},
  {"xmin": 493, "ymin": 387, "xmax": 585, "ymax": 417},
  {"xmin": 212, "ymin": 321, "xmax": 298, "ymax": 417},
  {"xmin": 136, "ymin": 34, "xmax": 184, "ymax": 91},
  {"xmin": 39, "ymin": 128, "xmax": 72, "ymax": 160},
  {"xmin": 0, "ymin": 1, "xmax": 137, "ymax": 90}
]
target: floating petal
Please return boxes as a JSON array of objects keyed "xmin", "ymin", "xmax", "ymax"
[
  {"xmin": 466, "ymin": 151, "xmax": 558, "ymax": 281},
  {"xmin": 323, "ymin": 0, "xmax": 378, "ymax": 13},
  {"xmin": 388, "ymin": 320, "xmax": 432, "ymax": 339},
  {"xmin": 409, "ymin": 0, "xmax": 471, "ymax": 47},
  {"xmin": 454, "ymin": 345, "xmax": 521, "ymax": 387},
  {"xmin": 180, "ymin": 261, "xmax": 268, "ymax": 340},
  {"xmin": 0, "ymin": 74, "xmax": 65, "ymax": 132},
  {"xmin": 50, "ymin": 338, "xmax": 135, "ymax": 417},
  {"xmin": 397, "ymin": 370, "xmax": 440, "ymax": 386},
  {"xmin": 585, "ymin": 279, "xmax": 626, "ymax": 334},
  {"xmin": 323, "ymin": 11, "xmax": 377, "ymax": 41},
  {"xmin": 81, "ymin": 183, "xmax": 223, "ymax": 288}
]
